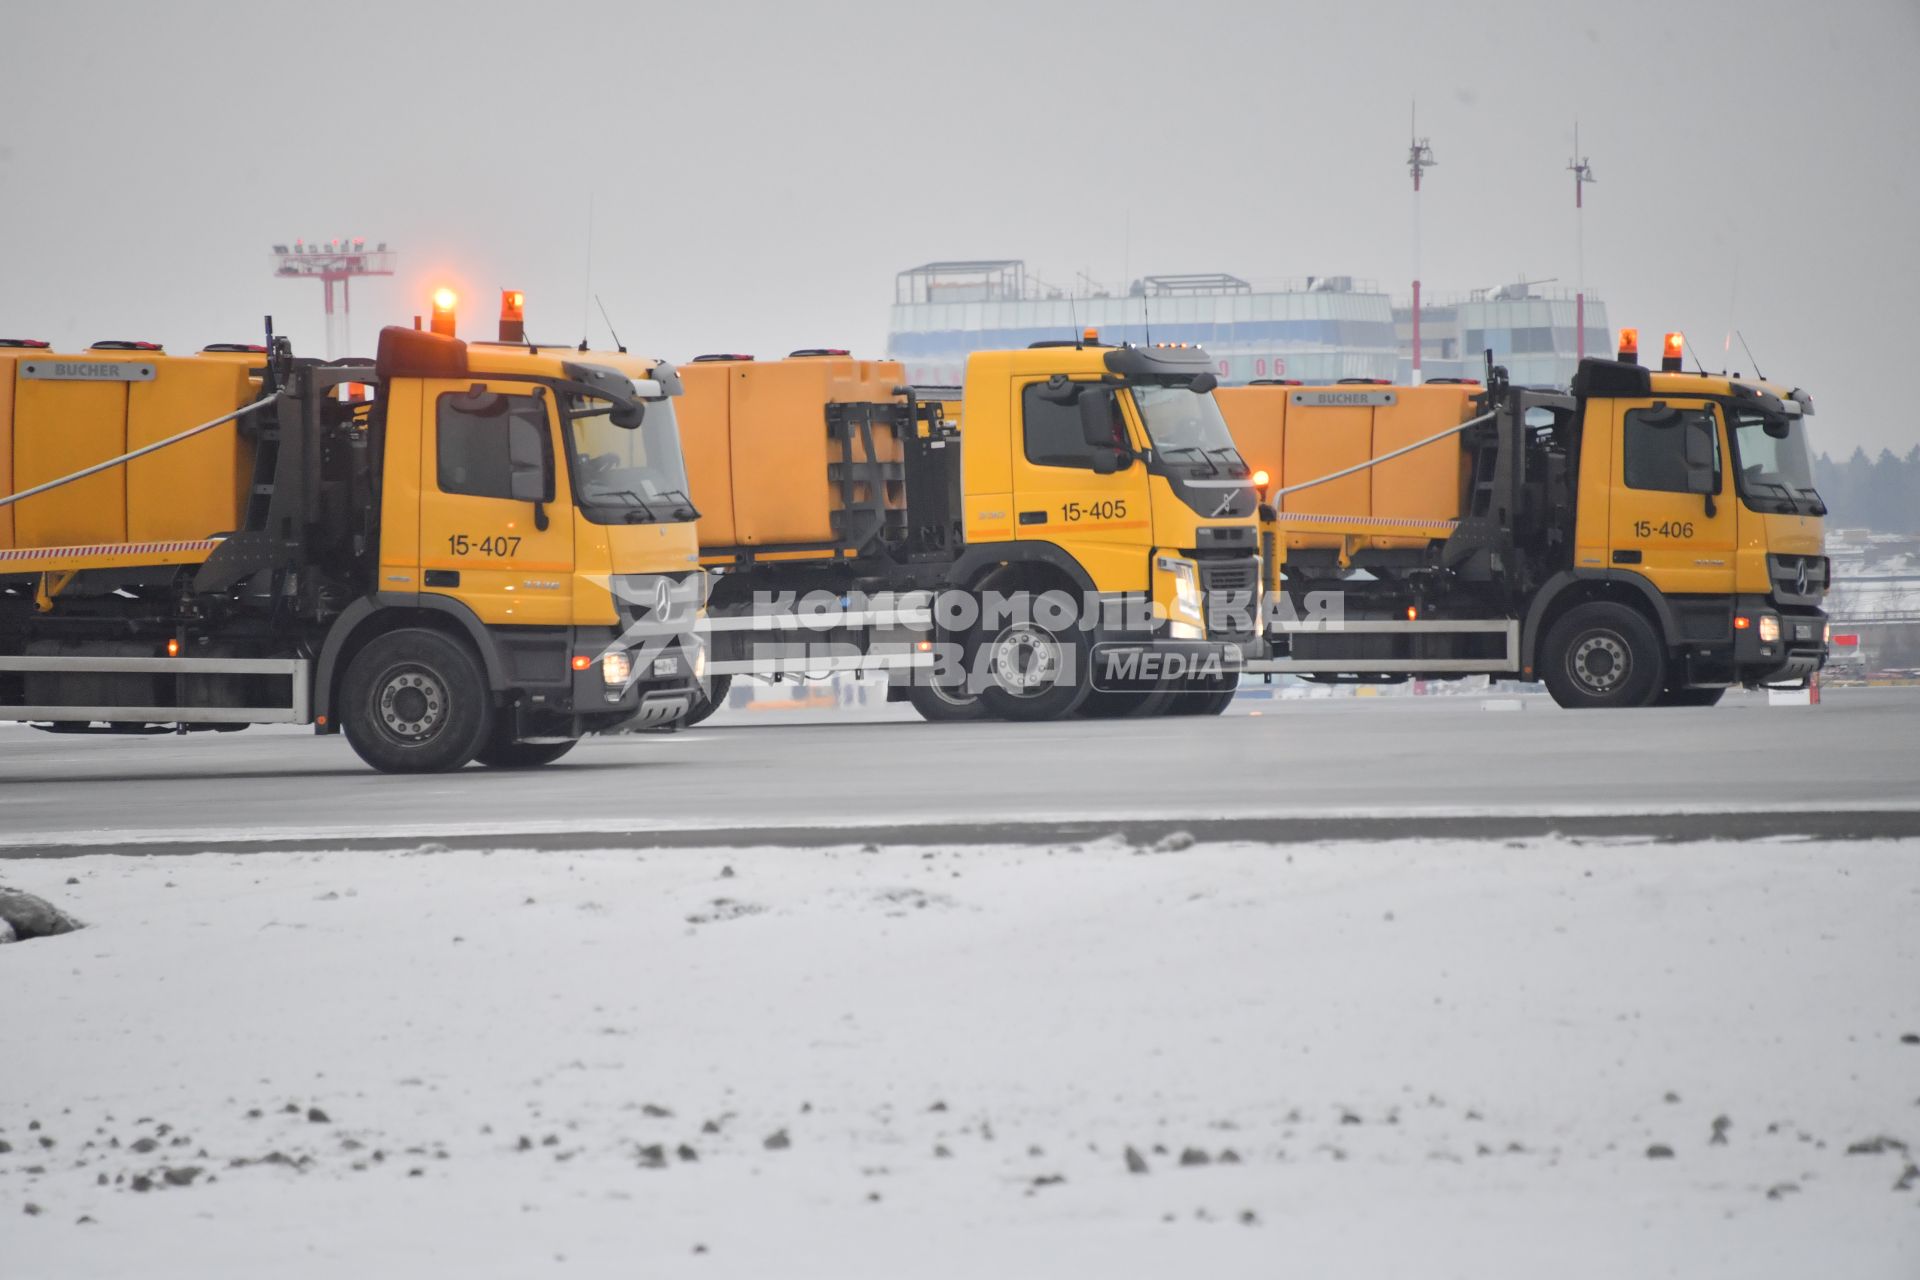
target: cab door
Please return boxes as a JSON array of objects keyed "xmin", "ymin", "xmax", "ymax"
[
  {"xmin": 1008, "ymin": 377, "xmax": 1151, "ymax": 592},
  {"xmin": 1606, "ymin": 397, "xmax": 1738, "ymax": 596},
  {"xmin": 417, "ymin": 379, "xmax": 574, "ymax": 626}
]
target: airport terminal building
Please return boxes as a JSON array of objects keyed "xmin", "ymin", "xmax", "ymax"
[
  {"xmin": 885, "ymin": 260, "xmax": 1608, "ymax": 390},
  {"xmin": 1395, "ymin": 287, "xmax": 1612, "ymax": 386}
]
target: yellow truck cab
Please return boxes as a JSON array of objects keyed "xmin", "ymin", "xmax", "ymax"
[
  {"xmin": 941, "ymin": 340, "xmax": 1261, "ymax": 717},
  {"xmin": 0, "ymin": 326, "xmax": 704, "ymax": 770},
  {"xmin": 1217, "ymin": 338, "xmax": 1828, "ymax": 707},
  {"xmin": 677, "ymin": 338, "xmax": 1260, "ymax": 721}
]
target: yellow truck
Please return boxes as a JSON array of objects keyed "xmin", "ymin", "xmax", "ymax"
[
  {"xmin": 0, "ymin": 316, "xmax": 705, "ymax": 770},
  {"xmin": 1216, "ymin": 331, "xmax": 1829, "ymax": 707},
  {"xmin": 677, "ymin": 336, "xmax": 1262, "ymax": 721}
]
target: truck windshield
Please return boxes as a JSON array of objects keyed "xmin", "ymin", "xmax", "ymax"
[
  {"xmin": 1730, "ymin": 409, "xmax": 1825, "ymax": 516},
  {"xmin": 566, "ymin": 397, "xmax": 697, "ymax": 524},
  {"xmin": 1131, "ymin": 385, "xmax": 1248, "ymax": 475}
]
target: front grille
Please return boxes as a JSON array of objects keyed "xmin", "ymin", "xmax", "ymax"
[
  {"xmin": 1201, "ymin": 559, "xmax": 1260, "ymax": 639},
  {"xmin": 1767, "ymin": 554, "xmax": 1829, "ymax": 604},
  {"xmin": 611, "ymin": 571, "xmax": 707, "ymax": 630}
]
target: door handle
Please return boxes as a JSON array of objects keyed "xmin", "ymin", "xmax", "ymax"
[
  {"xmin": 1018, "ymin": 511, "xmax": 1047, "ymax": 525},
  {"xmin": 1611, "ymin": 549, "xmax": 1642, "ymax": 565}
]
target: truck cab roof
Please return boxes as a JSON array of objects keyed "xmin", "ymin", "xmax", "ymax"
[{"xmin": 1573, "ymin": 356, "xmax": 1811, "ymax": 415}]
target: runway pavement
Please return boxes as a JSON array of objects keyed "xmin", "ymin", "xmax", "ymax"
[{"xmin": 1, "ymin": 687, "xmax": 1916, "ymax": 855}]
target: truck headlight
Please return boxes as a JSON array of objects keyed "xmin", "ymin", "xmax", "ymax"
[
  {"xmin": 1169, "ymin": 561, "xmax": 1202, "ymax": 618},
  {"xmin": 601, "ymin": 650, "xmax": 633, "ymax": 686},
  {"xmin": 1758, "ymin": 614, "xmax": 1781, "ymax": 644}
]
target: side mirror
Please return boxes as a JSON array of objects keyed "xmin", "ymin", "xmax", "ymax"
[
  {"xmin": 1189, "ymin": 372, "xmax": 1218, "ymax": 394},
  {"xmin": 610, "ymin": 401, "xmax": 645, "ymax": 429},
  {"xmin": 1682, "ymin": 417, "xmax": 1716, "ymax": 474},
  {"xmin": 1088, "ymin": 449, "xmax": 1128, "ymax": 476},
  {"xmin": 1079, "ymin": 389, "xmax": 1116, "ymax": 448},
  {"xmin": 1763, "ymin": 415, "xmax": 1790, "ymax": 440},
  {"xmin": 1681, "ymin": 415, "xmax": 1719, "ymax": 510},
  {"xmin": 508, "ymin": 416, "xmax": 552, "ymax": 502}
]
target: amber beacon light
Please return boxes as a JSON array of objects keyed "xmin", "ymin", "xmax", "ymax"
[
  {"xmin": 500, "ymin": 290, "xmax": 526, "ymax": 343},
  {"xmin": 1662, "ymin": 331, "xmax": 1685, "ymax": 372},
  {"xmin": 430, "ymin": 288, "xmax": 458, "ymax": 337}
]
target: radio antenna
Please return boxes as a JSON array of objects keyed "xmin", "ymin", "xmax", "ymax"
[
  {"xmin": 595, "ymin": 294, "xmax": 627, "ymax": 353},
  {"xmin": 1141, "ymin": 289, "xmax": 1152, "ymax": 347},
  {"xmin": 579, "ymin": 192, "xmax": 597, "ymax": 352},
  {"xmin": 1068, "ymin": 286, "xmax": 1081, "ymax": 349},
  {"xmin": 1681, "ymin": 333, "xmax": 1710, "ymax": 376},
  {"xmin": 1736, "ymin": 330, "xmax": 1765, "ymax": 381}
]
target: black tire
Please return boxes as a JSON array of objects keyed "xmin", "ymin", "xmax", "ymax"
[
  {"xmin": 340, "ymin": 628, "xmax": 493, "ymax": 773},
  {"xmin": 1170, "ymin": 673, "xmax": 1241, "ymax": 716},
  {"xmin": 907, "ymin": 676, "xmax": 987, "ymax": 723},
  {"xmin": 474, "ymin": 731, "xmax": 579, "ymax": 769},
  {"xmin": 976, "ymin": 596, "xmax": 1093, "ymax": 722},
  {"xmin": 680, "ymin": 673, "xmax": 733, "ymax": 728},
  {"xmin": 1078, "ymin": 684, "xmax": 1178, "ymax": 718},
  {"xmin": 1541, "ymin": 602, "xmax": 1666, "ymax": 710},
  {"xmin": 1654, "ymin": 685, "xmax": 1726, "ymax": 707}
]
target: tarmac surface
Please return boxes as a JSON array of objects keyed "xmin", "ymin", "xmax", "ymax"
[{"xmin": 1, "ymin": 684, "xmax": 1916, "ymax": 855}]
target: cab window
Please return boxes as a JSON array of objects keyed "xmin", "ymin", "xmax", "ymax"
[
  {"xmin": 437, "ymin": 389, "xmax": 551, "ymax": 500},
  {"xmin": 1623, "ymin": 406, "xmax": 1717, "ymax": 494},
  {"xmin": 1022, "ymin": 383, "xmax": 1124, "ymax": 470}
]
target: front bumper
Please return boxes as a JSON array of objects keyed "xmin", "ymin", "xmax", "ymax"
[
  {"xmin": 1733, "ymin": 596, "xmax": 1827, "ymax": 686},
  {"xmin": 616, "ymin": 686, "xmax": 699, "ymax": 730},
  {"xmin": 551, "ymin": 626, "xmax": 704, "ymax": 733}
]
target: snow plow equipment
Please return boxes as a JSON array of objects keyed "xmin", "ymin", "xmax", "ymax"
[
  {"xmin": 0, "ymin": 318, "xmax": 705, "ymax": 770},
  {"xmin": 1219, "ymin": 347, "xmax": 1828, "ymax": 707}
]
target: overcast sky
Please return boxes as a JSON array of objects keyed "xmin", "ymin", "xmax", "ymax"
[{"xmin": 3, "ymin": 0, "xmax": 1915, "ymax": 455}]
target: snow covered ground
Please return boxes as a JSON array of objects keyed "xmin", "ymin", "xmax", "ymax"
[{"xmin": 3, "ymin": 836, "xmax": 1917, "ymax": 1278}]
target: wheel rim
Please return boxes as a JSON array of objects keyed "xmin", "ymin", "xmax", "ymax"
[
  {"xmin": 373, "ymin": 664, "xmax": 449, "ymax": 744},
  {"xmin": 1567, "ymin": 630, "xmax": 1631, "ymax": 695},
  {"xmin": 989, "ymin": 624, "xmax": 1060, "ymax": 696}
]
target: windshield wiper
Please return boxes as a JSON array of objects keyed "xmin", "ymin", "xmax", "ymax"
[
  {"xmin": 649, "ymin": 487, "xmax": 701, "ymax": 521},
  {"xmin": 1793, "ymin": 485, "xmax": 1828, "ymax": 515},
  {"xmin": 1746, "ymin": 478, "xmax": 1800, "ymax": 511},
  {"xmin": 1158, "ymin": 444, "xmax": 1220, "ymax": 475},
  {"xmin": 1206, "ymin": 444, "xmax": 1250, "ymax": 476},
  {"xmin": 586, "ymin": 488, "xmax": 661, "ymax": 522}
]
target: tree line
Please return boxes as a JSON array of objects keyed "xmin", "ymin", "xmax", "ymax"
[{"xmin": 1811, "ymin": 447, "xmax": 1920, "ymax": 534}]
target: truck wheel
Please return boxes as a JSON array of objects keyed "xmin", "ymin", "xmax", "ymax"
[
  {"xmin": 977, "ymin": 608, "xmax": 1092, "ymax": 721},
  {"xmin": 907, "ymin": 677, "xmax": 986, "ymax": 722},
  {"xmin": 340, "ymin": 628, "xmax": 493, "ymax": 773},
  {"xmin": 1170, "ymin": 674, "xmax": 1240, "ymax": 716},
  {"xmin": 1079, "ymin": 685, "xmax": 1176, "ymax": 718},
  {"xmin": 1654, "ymin": 685, "xmax": 1726, "ymax": 707},
  {"xmin": 681, "ymin": 674, "xmax": 733, "ymax": 728},
  {"xmin": 474, "ymin": 730, "xmax": 579, "ymax": 769},
  {"xmin": 1541, "ymin": 602, "xmax": 1665, "ymax": 710}
]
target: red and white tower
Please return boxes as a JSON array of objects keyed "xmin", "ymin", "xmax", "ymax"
[
  {"xmin": 1407, "ymin": 109, "xmax": 1437, "ymax": 385},
  {"xmin": 270, "ymin": 238, "xmax": 397, "ymax": 359},
  {"xmin": 1567, "ymin": 127, "xmax": 1596, "ymax": 359}
]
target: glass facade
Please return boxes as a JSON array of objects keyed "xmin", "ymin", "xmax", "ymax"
[
  {"xmin": 888, "ymin": 265, "xmax": 1612, "ymax": 390},
  {"xmin": 886, "ymin": 279, "xmax": 1401, "ymax": 387},
  {"xmin": 1395, "ymin": 294, "xmax": 1611, "ymax": 387}
]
